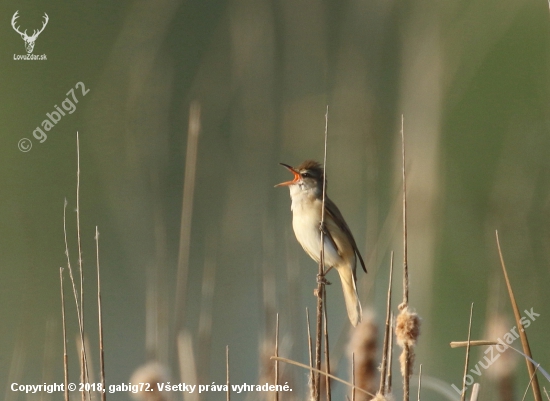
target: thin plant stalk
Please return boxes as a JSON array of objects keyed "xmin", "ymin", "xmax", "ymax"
[
  {"xmin": 387, "ymin": 313, "xmax": 394, "ymax": 392},
  {"xmin": 450, "ymin": 341, "xmax": 498, "ymax": 348},
  {"xmin": 63, "ymin": 199, "xmax": 90, "ymax": 391},
  {"xmin": 96, "ymin": 227, "xmax": 106, "ymax": 401},
  {"xmin": 60, "ymin": 268, "xmax": 69, "ymax": 401},
  {"xmin": 380, "ymin": 252, "xmax": 394, "ymax": 395},
  {"xmin": 495, "ymin": 231, "xmax": 542, "ymax": 401},
  {"xmin": 469, "ymin": 384, "xmax": 480, "ymax": 401},
  {"xmin": 460, "ymin": 303, "xmax": 475, "ymax": 401},
  {"xmin": 306, "ymin": 308, "xmax": 315, "ymax": 393},
  {"xmin": 275, "ymin": 313, "xmax": 279, "ymax": 401},
  {"xmin": 271, "ymin": 356, "xmax": 375, "ymax": 398},
  {"xmin": 521, "ymin": 364, "xmax": 542, "ymax": 401},
  {"xmin": 450, "ymin": 341, "xmax": 550, "ymax": 383},
  {"xmin": 314, "ymin": 105, "xmax": 329, "ymax": 401},
  {"xmin": 400, "ymin": 114, "xmax": 411, "ymax": 401},
  {"xmin": 401, "ymin": 117, "xmax": 408, "ymax": 307},
  {"xmin": 323, "ymin": 286, "xmax": 331, "ymax": 401},
  {"xmin": 75, "ymin": 132, "xmax": 88, "ymax": 399},
  {"xmin": 417, "ymin": 364, "xmax": 422, "ymax": 401}
]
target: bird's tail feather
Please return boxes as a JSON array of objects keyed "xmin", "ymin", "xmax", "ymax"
[{"xmin": 335, "ymin": 265, "xmax": 362, "ymax": 327}]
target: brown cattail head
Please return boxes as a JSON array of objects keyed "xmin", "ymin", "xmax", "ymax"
[
  {"xmin": 395, "ymin": 306, "xmax": 420, "ymax": 348},
  {"xmin": 348, "ymin": 310, "xmax": 378, "ymax": 398},
  {"xmin": 395, "ymin": 306, "xmax": 421, "ymax": 378},
  {"xmin": 130, "ymin": 362, "xmax": 171, "ymax": 401}
]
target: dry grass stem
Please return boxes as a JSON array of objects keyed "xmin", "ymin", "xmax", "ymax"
[
  {"xmin": 75, "ymin": 132, "xmax": 88, "ymax": 400},
  {"xmin": 460, "ymin": 303, "xmax": 475, "ymax": 401},
  {"xmin": 544, "ymin": 387, "xmax": 550, "ymax": 401},
  {"xmin": 400, "ymin": 116, "xmax": 408, "ymax": 307},
  {"xmin": 469, "ymin": 384, "xmax": 480, "ymax": 401},
  {"xmin": 452, "ymin": 341, "xmax": 550, "ymax": 384},
  {"xmin": 522, "ymin": 364, "xmax": 542, "ymax": 401},
  {"xmin": 387, "ymin": 313, "xmax": 394, "ymax": 393},
  {"xmin": 379, "ymin": 252, "xmax": 394, "ymax": 395},
  {"xmin": 323, "ymin": 286, "xmax": 331, "ymax": 401},
  {"xmin": 495, "ymin": 231, "xmax": 542, "ymax": 401},
  {"xmin": 306, "ymin": 308, "xmax": 315, "ymax": 393},
  {"xmin": 417, "ymin": 364, "xmax": 422, "ymax": 401},
  {"xmin": 275, "ymin": 313, "xmax": 279, "ymax": 401},
  {"xmin": 174, "ymin": 101, "xmax": 201, "ymax": 332},
  {"xmin": 399, "ymin": 114, "xmax": 415, "ymax": 401},
  {"xmin": 450, "ymin": 340, "xmax": 499, "ymax": 348},
  {"xmin": 271, "ymin": 356, "xmax": 375, "ymax": 397},
  {"xmin": 95, "ymin": 227, "xmax": 106, "ymax": 401},
  {"xmin": 63, "ymin": 199, "xmax": 90, "ymax": 394},
  {"xmin": 314, "ymin": 105, "xmax": 330, "ymax": 401},
  {"xmin": 60, "ymin": 268, "xmax": 69, "ymax": 401},
  {"xmin": 74, "ymin": 336, "xmax": 93, "ymax": 401}
]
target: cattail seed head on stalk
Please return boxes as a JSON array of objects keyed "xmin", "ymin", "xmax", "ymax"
[
  {"xmin": 395, "ymin": 306, "xmax": 420, "ymax": 377},
  {"xmin": 348, "ymin": 310, "xmax": 378, "ymax": 398}
]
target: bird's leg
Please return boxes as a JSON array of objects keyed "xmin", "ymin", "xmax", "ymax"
[
  {"xmin": 316, "ymin": 268, "xmax": 332, "ymax": 285},
  {"xmin": 318, "ymin": 221, "xmax": 328, "ymax": 235},
  {"xmin": 314, "ymin": 272, "xmax": 331, "ymax": 297}
]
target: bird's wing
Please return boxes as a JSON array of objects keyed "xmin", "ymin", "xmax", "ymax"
[{"xmin": 324, "ymin": 196, "xmax": 367, "ymax": 274}]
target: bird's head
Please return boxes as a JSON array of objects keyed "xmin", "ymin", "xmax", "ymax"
[{"xmin": 275, "ymin": 160, "xmax": 325, "ymax": 196}]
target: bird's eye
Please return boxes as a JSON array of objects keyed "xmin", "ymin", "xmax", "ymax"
[{"xmin": 302, "ymin": 172, "xmax": 311, "ymax": 178}]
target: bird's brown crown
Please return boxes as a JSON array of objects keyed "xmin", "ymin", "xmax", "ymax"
[{"xmin": 296, "ymin": 160, "xmax": 324, "ymax": 178}]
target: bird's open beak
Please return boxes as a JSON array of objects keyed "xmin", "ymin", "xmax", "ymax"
[{"xmin": 275, "ymin": 163, "xmax": 300, "ymax": 187}]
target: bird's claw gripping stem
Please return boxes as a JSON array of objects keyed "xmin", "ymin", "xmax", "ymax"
[{"xmin": 316, "ymin": 273, "xmax": 331, "ymax": 285}]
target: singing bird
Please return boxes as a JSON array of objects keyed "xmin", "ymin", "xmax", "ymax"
[{"xmin": 276, "ymin": 160, "xmax": 367, "ymax": 326}]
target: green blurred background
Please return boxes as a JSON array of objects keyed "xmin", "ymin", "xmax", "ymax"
[{"xmin": 1, "ymin": 0, "xmax": 549, "ymax": 400}]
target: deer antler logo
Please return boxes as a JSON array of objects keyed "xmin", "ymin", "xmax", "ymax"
[{"xmin": 11, "ymin": 11, "xmax": 49, "ymax": 54}]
